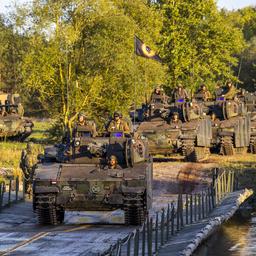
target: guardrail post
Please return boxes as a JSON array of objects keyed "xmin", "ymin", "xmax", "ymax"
[
  {"xmin": 202, "ymin": 192, "xmax": 205, "ymax": 219},
  {"xmin": 177, "ymin": 195, "xmax": 180, "ymax": 231},
  {"xmin": 185, "ymin": 194, "xmax": 188, "ymax": 224},
  {"xmin": 15, "ymin": 177, "xmax": 19, "ymax": 202},
  {"xmin": 155, "ymin": 212, "xmax": 158, "ymax": 253},
  {"xmin": 180, "ymin": 194, "xmax": 184, "ymax": 228},
  {"xmin": 161, "ymin": 209, "xmax": 164, "ymax": 246},
  {"xmin": 8, "ymin": 178, "xmax": 12, "ymax": 206},
  {"xmin": 198, "ymin": 194, "xmax": 201, "ymax": 220},
  {"xmin": 171, "ymin": 203, "xmax": 174, "ymax": 236},
  {"xmin": 134, "ymin": 229, "xmax": 139, "ymax": 256},
  {"xmin": 127, "ymin": 236, "xmax": 131, "ymax": 256},
  {"xmin": 211, "ymin": 185, "xmax": 215, "ymax": 209},
  {"xmin": 142, "ymin": 223, "xmax": 146, "ymax": 256},
  {"xmin": 22, "ymin": 177, "xmax": 26, "ymax": 201},
  {"xmin": 147, "ymin": 217, "xmax": 153, "ymax": 256},
  {"xmin": 208, "ymin": 188, "xmax": 212, "ymax": 212},
  {"xmin": 166, "ymin": 204, "xmax": 170, "ymax": 241},
  {"xmin": 190, "ymin": 194, "xmax": 193, "ymax": 224},
  {"xmin": 0, "ymin": 183, "xmax": 3, "ymax": 212},
  {"xmin": 194, "ymin": 193, "xmax": 197, "ymax": 222}
]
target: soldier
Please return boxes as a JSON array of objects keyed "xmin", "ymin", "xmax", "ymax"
[
  {"xmin": 107, "ymin": 112, "xmax": 130, "ymax": 133},
  {"xmin": 75, "ymin": 112, "xmax": 97, "ymax": 137},
  {"xmin": 172, "ymin": 84, "xmax": 189, "ymax": 102},
  {"xmin": 195, "ymin": 84, "xmax": 212, "ymax": 101},
  {"xmin": 169, "ymin": 112, "xmax": 182, "ymax": 128},
  {"xmin": 20, "ymin": 142, "xmax": 37, "ymax": 195},
  {"xmin": 209, "ymin": 111, "xmax": 220, "ymax": 127},
  {"xmin": 151, "ymin": 85, "xmax": 163, "ymax": 97},
  {"xmin": 223, "ymin": 80, "xmax": 239, "ymax": 100},
  {"xmin": 188, "ymin": 101, "xmax": 201, "ymax": 120},
  {"xmin": 107, "ymin": 155, "xmax": 121, "ymax": 170}
]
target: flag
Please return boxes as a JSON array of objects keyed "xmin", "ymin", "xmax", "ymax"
[{"xmin": 134, "ymin": 36, "xmax": 162, "ymax": 63}]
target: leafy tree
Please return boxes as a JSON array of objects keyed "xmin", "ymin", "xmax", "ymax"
[
  {"xmin": 17, "ymin": 0, "xmax": 165, "ymax": 132},
  {"xmin": 0, "ymin": 15, "xmax": 27, "ymax": 92},
  {"xmin": 159, "ymin": 0, "xmax": 245, "ymax": 92}
]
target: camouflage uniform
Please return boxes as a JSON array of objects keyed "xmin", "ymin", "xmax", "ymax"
[
  {"xmin": 107, "ymin": 112, "xmax": 130, "ymax": 133},
  {"xmin": 169, "ymin": 112, "xmax": 182, "ymax": 128},
  {"xmin": 74, "ymin": 112, "xmax": 97, "ymax": 137},
  {"xmin": 20, "ymin": 142, "xmax": 37, "ymax": 194},
  {"xmin": 195, "ymin": 85, "xmax": 212, "ymax": 101},
  {"xmin": 173, "ymin": 85, "xmax": 189, "ymax": 101},
  {"xmin": 223, "ymin": 85, "xmax": 239, "ymax": 100}
]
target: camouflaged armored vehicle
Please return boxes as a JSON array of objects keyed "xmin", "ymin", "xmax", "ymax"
[
  {"xmin": 238, "ymin": 90, "xmax": 256, "ymax": 153},
  {"xmin": 0, "ymin": 93, "xmax": 33, "ymax": 140},
  {"xmin": 33, "ymin": 127, "xmax": 152, "ymax": 226},
  {"xmin": 136, "ymin": 97, "xmax": 212, "ymax": 162},
  {"xmin": 207, "ymin": 97, "xmax": 250, "ymax": 155}
]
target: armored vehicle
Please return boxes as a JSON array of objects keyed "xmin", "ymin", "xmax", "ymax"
[
  {"xmin": 238, "ymin": 91, "xmax": 256, "ymax": 153},
  {"xmin": 136, "ymin": 100, "xmax": 212, "ymax": 162},
  {"xmin": 207, "ymin": 97, "xmax": 250, "ymax": 155},
  {"xmin": 33, "ymin": 128, "xmax": 152, "ymax": 226},
  {"xmin": 179, "ymin": 102, "xmax": 212, "ymax": 162},
  {"xmin": 0, "ymin": 93, "xmax": 33, "ymax": 140}
]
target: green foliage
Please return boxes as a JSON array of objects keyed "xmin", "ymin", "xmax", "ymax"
[
  {"xmin": 224, "ymin": 7, "xmax": 256, "ymax": 90},
  {"xmin": 0, "ymin": 15, "xmax": 28, "ymax": 92},
  {"xmin": 159, "ymin": 0, "xmax": 245, "ymax": 92},
  {"xmin": 17, "ymin": 0, "xmax": 165, "ymax": 131}
]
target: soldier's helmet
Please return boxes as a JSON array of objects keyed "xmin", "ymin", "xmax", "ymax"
[
  {"xmin": 226, "ymin": 80, "xmax": 233, "ymax": 87},
  {"xmin": 108, "ymin": 155, "xmax": 118, "ymax": 168},
  {"xmin": 172, "ymin": 112, "xmax": 179, "ymax": 117},
  {"xmin": 78, "ymin": 112, "xmax": 87, "ymax": 122},
  {"xmin": 200, "ymin": 84, "xmax": 207, "ymax": 90},
  {"xmin": 113, "ymin": 111, "xmax": 121, "ymax": 118}
]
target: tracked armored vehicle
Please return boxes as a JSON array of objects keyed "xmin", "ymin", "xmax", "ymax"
[
  {"xmin": 207, "ymin": 97, "xmax": 250, "ymax": 155},
  {"xmin": 33, "ymin": 128, "xmax": 152, "ymax": 226},
  {"xmin": 0, "ymin": 93, "xmax": 33, "ymax": 140},
  {"xmin": 136, "ymin": 98, "xmax": 212, "ymax": 162}
]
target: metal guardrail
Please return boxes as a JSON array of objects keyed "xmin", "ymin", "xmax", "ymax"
[
  {"xmin": 0, "ymin": 176, "xmax": 25, "ymax": 212},
  {"xmin": 214, "ymin": 170, "xmax": 235, "ymax": 205},
  {"xmin": 102, "ymin": 169, "xmax": 236, "ymax": 256}
]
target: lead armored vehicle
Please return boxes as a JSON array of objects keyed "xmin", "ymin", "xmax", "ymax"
[
  {"xmin": 0, "ymin": 93, "xmax": 33, "ymax": 140},
  {"xmin": 33, "ymin": 127, "xmax": 152, "ymax": 226}
]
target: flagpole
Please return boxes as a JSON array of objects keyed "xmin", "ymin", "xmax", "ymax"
[{"xmin": 133, "ymin": 35, "xmax": 137, "ymax": 132}]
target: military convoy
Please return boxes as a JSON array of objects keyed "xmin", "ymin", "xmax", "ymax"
[
  {"xmin": 0, "ymin": 92, "xmax": 33, "ymax": 141},
  {"xmin": 30, "ymin": 82, "xmax": 256, "ymax": 227},
  {"xmin": 135, "ymin": 89, "xmax": 212, "ymax": 161},
  {"xmin": 33, "ymin": 127, "xmax": 152, "ymax": 226}
]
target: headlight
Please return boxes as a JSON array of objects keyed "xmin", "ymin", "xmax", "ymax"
[{"xmin": 74, "ymin": 139, "xmax": 80, "ymax": 147}]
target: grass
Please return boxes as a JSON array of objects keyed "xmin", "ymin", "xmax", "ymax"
[{"xmin": 0, "ymin": 119, "xmax": 52, "ymax": 179}]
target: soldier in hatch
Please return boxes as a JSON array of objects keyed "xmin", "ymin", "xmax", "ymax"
[
  {"xmin": 169, "ymin": 112, "xmax": 182, "ymax": 128},
  {"xmin": 74, "ymin": 112, "xmax": 97, "ymax": 137},
  {"xmin": 107, "ymin": 155, "xmax": 122, "ymax": 170},
  {"xmin": 172, "ymin": 84, "xmax": 189, "ymax": 102},
  {"xmin": 222, "ymin": 80, "xmax": 239, "ymax": 100},
  {"xmin": 209, "ymin": 111, "xmax": 220, "ymax": 127},
  {"xmin": 107, "ymin": 112, "xmax": 130, "ymax": 133},
  {"xmin": 195, "ymin": 84, "xmax": 212, "ymax": 101},
  {"xmin": 20, "ymin": 142, "xmax": 38, "ymax": 195}
]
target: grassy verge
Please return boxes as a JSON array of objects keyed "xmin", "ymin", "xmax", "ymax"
[{"xmin": 0, "ymin": 119, "xmax": 52, "ymax": 178}]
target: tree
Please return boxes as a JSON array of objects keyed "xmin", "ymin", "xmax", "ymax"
[
  {"xmin": 17, "ymin": 0, "xmax": 165, "ymax": 133},
  {"xmin": 0, "ymin": 15, "xmax": 27, "ymax": 92},
  {"xmin": 159, "ymin": 0, "xmax": 245, "ymax": 92}
]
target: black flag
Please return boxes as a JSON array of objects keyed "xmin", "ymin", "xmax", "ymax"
[{"xmin": 134, "ymin": 36, "xmax": 162, "ymax": 63}]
